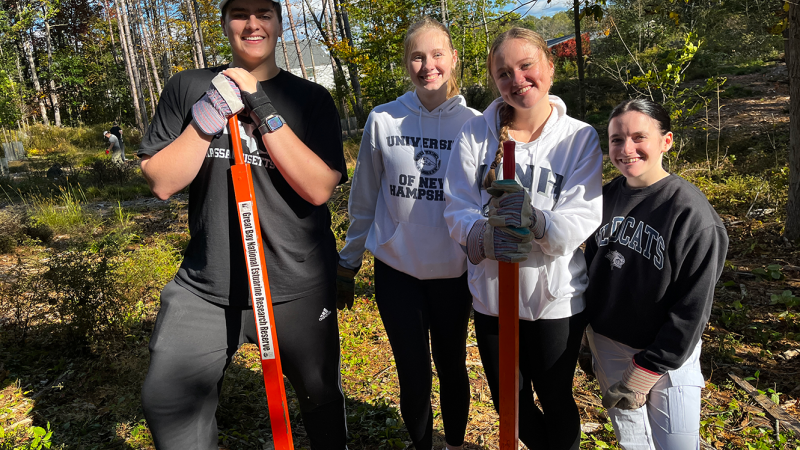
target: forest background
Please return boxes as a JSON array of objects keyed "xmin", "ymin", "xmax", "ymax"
[{"xmin": 0, "ymin": 0, "xmax": 797, "ymax": 449}]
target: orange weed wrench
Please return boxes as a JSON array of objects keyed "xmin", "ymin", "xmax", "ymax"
[
  {"xmin": 498, "ymin": 140, "xmax": 520, "ymax": 450},
  {"xmin": 228, "ymin": 116, "xmax": 295, "ymax": 449}
]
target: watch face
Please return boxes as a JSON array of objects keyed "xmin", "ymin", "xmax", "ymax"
[{"xmin": 266, "ymin": 115, "xmax": 283, "ymax": 131}]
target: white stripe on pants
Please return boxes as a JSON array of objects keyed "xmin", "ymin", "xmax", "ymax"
[{"xmin": 586, "ymin": 326, "xmax": 705, "ymax": 450}]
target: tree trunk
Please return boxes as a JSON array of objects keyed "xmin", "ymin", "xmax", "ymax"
[
  {"xmin": 441, "ymin": 0, "xmax": 448, "ymax": 27},
  {"xmin": 136, "ymin": 28, "xmax": 157, "ymax": 117},
  {"xmin": 160, "ymin": 0, "xmax": 173, "ymax": 77},
  {"xmin": 135, "ymin": 0, "xmax": 163, "ymax": 94},
  {"xmin": 103, "ymin": 0, "xmax": 121, "ymax": 64},
  {"xmin": 182, "ymin": 3, "xmax": 200, "ymax": 69},
  {"xmin": 121, "ymin": 0, "xmax": 149, "ymax": 129},
  {"xmin": 481, "ymin": 0, "xmax": 489, "ymax": 55},
  {"xmin": 191, "ymin": 0, "xmax": 207, "ymax": 66},
  {"xmin": 281, "ymin": 38, "xmax": 292, "ymax": 73},
  {"xmin": 115, "ymin": 0, "xmax": 145, "ymax": 132},
  {"xmin": 14, "ymin": 51, "xmax": 28, "ymax": 124},
  {"xmin": 332, "ymin": 0, "xmax": 365, "ymax": 124},
  {"xmin": 185, "ymin": 0, "xmax": 204, "ymax": 68},
  {"xmin": 302, "ymin": 0, "xmax": 317, "ymax": 82},
  {"xmin": 43, "ymin": 19, "xmax": 62, "ymax": 126},
  {"xmin": 21, "ymin": 31, "xmax": 49, "ymax": 126},
  {"xmin": 573, "ymin": 0, "xmax": 585, "ymax": 120},
  {"xmin": 785, "ymin": 3, "xmax": 800, "ymax": 240},
  {"xmin": 285, "ymin": 0, "xmax": 307, "ymax": 79}
]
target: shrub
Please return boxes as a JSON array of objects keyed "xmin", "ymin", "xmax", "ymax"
[
  {"xmin": 84, "ymin": 159, "xmax": 137, "ymax": 186},
  {"xmin": 44, "ymin": 247, "xmax": 129, "ymax": 345},
  {"xmin": 0, "ymin": 257, "xmax": 52, "ymax": 345},
  {"xmin": 0, "ymin": 209, "xmax": 26, "ymax": 253}
]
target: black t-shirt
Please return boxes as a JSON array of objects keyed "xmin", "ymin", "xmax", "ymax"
[
  {"xmin": 110, "ymin": 126, "xmax": 123, "ymax": 142},
  {"xmin": 139, "ymin": 66, "xmax": 347, "ymax": 306}
]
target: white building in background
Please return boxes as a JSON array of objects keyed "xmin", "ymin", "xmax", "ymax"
[{"xmin": 276, "ymin": 40, "xmax": 337, "ymax": 90}]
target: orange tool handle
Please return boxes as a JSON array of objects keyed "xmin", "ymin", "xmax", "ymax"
[
  {"xmin": 498, "ymin": 140, "xmax": 520, "ymax": 449},
  {"xmin": 228, "ymin": 116, "xmax": 294, "ymax": 449}
]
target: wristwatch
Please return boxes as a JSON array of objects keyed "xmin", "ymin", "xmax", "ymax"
[{"xmin": 259, "ymin": 114, "xmax": 285, "ymax": 134}]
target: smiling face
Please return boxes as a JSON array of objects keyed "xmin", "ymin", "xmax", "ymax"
[
  {"xmin": 221, "ymin": 0, "xmax": 281, "ymax": 71},
  {"xmin": 406, "ymin": 29, "xmax": 457, "ymax": 108},
  {"xmin": 608, "ymin": 111, "xmax": 673, "ymax": 188},
  {"xmin": 490, "ymin": 38, "xmax": 554, "ymax": 116}
]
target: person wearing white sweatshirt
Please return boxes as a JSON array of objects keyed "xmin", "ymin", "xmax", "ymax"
[
  {"xmin": 337, "ymin": 17, "xmax": 480, "ymax": 450},
  {"xmin": 444, "ymin": 28, "xmax": 602, "ymax": 449}
]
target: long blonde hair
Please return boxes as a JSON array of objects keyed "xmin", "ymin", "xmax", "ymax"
[
  {"xmin": 403, "ymin": 16, "xmax": 460, "ymax": 99},
  {"xmin": 483, "ymin": 28, "xmax": 554, "ymax": 189}
]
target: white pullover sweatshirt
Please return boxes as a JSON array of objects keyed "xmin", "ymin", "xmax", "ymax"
[
  {"xmin": 340, "ymin": 91, "xmax": 480, "ymax": 279},
  {"xmin": 444, "ymin": 96, "xmax": 603, "ymax": 320}
]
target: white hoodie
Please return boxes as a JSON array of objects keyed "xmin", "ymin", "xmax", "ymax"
[
  {"xmin": 340, "ymin": 91, "xmax": 481, "ymax": 279},
  {"xmin": 444, "ymin": 96, "xmax": 602, "ymax": 320}
]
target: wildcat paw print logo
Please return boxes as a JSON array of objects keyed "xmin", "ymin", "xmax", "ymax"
[{"xmin": 606, "ymin": 250, "xmax": 625, "ymax": 270}]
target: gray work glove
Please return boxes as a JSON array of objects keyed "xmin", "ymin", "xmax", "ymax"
[
  {"xmin": 191, "ymin": 74, "xmax": 244, "ymax": 136},
  {"xmin": 602, "ymin": 359, "xmax": 663, "ymax": 410},
  {"xmin": 487, "ymin": 179, "xmax": 546, "ymax": 239},
  {"xmin": 467, "ymin": 220, "xmax": 533, "ymax": 264}
]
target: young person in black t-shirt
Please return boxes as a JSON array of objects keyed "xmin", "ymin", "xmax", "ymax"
[
  {"xmin": 584, "ymin": 99, "xmax": 728, "ymax": 449},
  {"xmin": 137, "ymin": 0, "xmax": 348, "ymax": 448}
]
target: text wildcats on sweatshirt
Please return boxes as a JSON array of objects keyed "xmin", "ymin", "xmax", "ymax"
[{"xmin": 593, "ymin": 216, "xmax": 666, "ymax": 270}]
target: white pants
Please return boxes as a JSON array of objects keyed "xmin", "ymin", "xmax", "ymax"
[{"xmin": 587, "ymin": 327, "xmax": 704, "ymax": 450}]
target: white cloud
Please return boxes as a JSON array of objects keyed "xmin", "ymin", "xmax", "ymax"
[{"xmin": 516, "ymin": 0, "xmax": 573, "ymax": 18}]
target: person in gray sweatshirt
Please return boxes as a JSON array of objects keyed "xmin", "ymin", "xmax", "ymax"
[{"xmin": 337, "ymin": 17, "xmax": 480, "ymax": 450}]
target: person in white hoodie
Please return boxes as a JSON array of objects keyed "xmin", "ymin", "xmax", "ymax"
[
  {"xmin": 444, "ymin": 28, "xmax": 602, "ymax": 449},
  {"xmin": 337, "ymin": 17, "xmax": 480, "ymax": 450}
]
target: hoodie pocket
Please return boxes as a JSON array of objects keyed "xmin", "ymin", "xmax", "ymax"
[
  {"xmin": 540, "ymin": 250, "xmax": 587, "ymax": 300},
  {"xmin": 373, "ymin": 221, "xmax": 466, "ymax": 279}
]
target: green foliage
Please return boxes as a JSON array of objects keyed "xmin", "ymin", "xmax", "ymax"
[
  {"xmin": 115, "ymin": 238, "xmax": 182, "ymax": 304},
  {"xmin": 44, "ymin": 247, "xmax": 127, "ymax": 345},
  {"xmin": 345, "ymin": 397, "xmax": 406, "ymax": 448},
  {"xmin": 27, "ymin": 185, "xmax": 99, "ymax": 236},
  {"xmin": 0, "ymin": 209, "xmax": 27, "ymax": 253},
  {"xmin": 771, "ymin": 290, "xmax": 800, "ymax": 310},
  {"xmin": 0, "ymin": 257, "xmax": 50, "ymax": 345},
  {"xmin": 0, "ymin": 423, "xmax": 55, "ymax": 450},
  {"xmin": 752, "ymin": 264, "xmax": 784, "ymax": 281}
]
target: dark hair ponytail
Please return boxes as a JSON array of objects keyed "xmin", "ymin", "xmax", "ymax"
[{"xmin": 609, "ymin": 99, "xmax": 671, "ymax": 135}]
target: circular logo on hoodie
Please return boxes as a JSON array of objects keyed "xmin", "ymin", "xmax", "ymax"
[{"xmin": 414, "ymin": 150, "xmax": 441, "ymax": 175}]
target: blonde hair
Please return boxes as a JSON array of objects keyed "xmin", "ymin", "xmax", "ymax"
[
  {"xmin": 483, "ymin": 27, "xmax": 554, "ymax": 189},
  {"xmin": 403, "ymin": 16, "xmax": 460, "ymax": 99}
]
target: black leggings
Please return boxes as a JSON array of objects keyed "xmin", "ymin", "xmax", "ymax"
[
  {"xmin": 374, "ymin": 259, "xmax": 473, "ymax": 450},
  {"xmin": 474, "ymin": 310, "xmax": 585, "ymax": 450},
  {"xmin": 141, "ymin": 281, "xmax": 346, "ymax": 450}
]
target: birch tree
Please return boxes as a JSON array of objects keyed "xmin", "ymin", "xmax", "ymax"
[
  {"xmin": 41, "ymin": 0, "xmax": 61, "ymax": 126},
  {"xmin": 285, "ymin": 0, "xmax": 307, "ymax": 79},
  {"xmin": 114, "ymin": 0, "xmax": 145, "ymax": 132}
]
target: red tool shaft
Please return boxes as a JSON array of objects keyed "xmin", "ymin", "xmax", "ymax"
[
  {"xmin": 498, "ymin": 140, "xmax": 520, "ymax": 449},
  {"xmin": 229, "ymin": 116, "xmax": 294, "ymax": 449}
]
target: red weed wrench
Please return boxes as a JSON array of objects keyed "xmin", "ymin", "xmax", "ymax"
[
  {"xmin": 498, "ymin": 140, "xmax": 520, "ymax": 450},
  {"xmin": 228, "ymin": 115, "xmax": 295, "ymax": 449}
]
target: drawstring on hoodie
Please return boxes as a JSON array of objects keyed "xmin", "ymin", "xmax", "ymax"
[{"xmin": 417, "ymin": 105, "xmax": 445, "ymax": 162}]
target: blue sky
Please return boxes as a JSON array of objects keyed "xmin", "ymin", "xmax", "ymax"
[{"xmin": 509, "ymin": 0, "xmax": 572, "ymax": 18}]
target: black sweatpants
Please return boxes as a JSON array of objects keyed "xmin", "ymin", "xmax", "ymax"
[
  {"xmin": 141, "ymin": 280, "xmax": 347, "ymax": 450},
  {"xmin": 474, "ymin": 310, "xmax": 585, "ymax": 450},
  {"xmin": 374, "ymin": 259, "xmax": 473, "ymax": 450}
]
